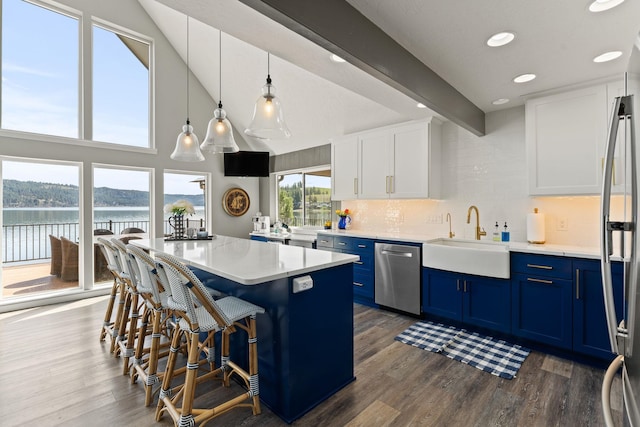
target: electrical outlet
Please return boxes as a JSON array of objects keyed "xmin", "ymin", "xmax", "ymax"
[{"xmin": 557, "ymin": 217, "xmax": 568, "ymax": 231}]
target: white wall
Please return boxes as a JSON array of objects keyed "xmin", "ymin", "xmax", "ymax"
[{"xmin": 344, "ymin": 106, "xmax": 621, "ymax": 248}]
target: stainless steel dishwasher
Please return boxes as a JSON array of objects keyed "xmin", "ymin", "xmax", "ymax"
[{"xmin": 374, "ymin": 242, "xmax": 421, "ymax": 315}]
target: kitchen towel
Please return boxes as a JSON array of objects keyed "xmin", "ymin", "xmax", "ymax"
[
  {"xmin": 395, "ymin": 320, "xmax": 530, "ymax": 379},
  {"xmin": 527, "ymin": 208, "xmax": 545, "ymax": 244}
]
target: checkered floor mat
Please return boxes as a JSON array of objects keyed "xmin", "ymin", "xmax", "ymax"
[{"xmin": 395, "ymin": 320, "xmax": 530, "ymax": 379}]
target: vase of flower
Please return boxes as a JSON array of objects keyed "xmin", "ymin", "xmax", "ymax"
[
  {"xmin": 336, "ymin": 208, "xmax": 352, "ymax": 230},
  {"xmin": 168, "ymin": 214, "xmax": 185, "ymax": 239},
  {"xmin": 165, "ymin": 199, "xmax": 196, "ymax": 240}
]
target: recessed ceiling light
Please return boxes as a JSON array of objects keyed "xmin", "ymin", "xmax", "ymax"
[
  {"xmin": 589, "ymin": 0, "xmax": 625, "ymax": 12},
  {"xmin": 487, "ymin": 32, "xmax": 515, "ymax": 47},
  {"xmin": 330, "ymin": 54, "xmax": 346, "ymax": 63},
  {"xmin": 492, "ymin": 98, "xmax": 510, "ymax": 105},
  {"xmin": 416, "ymin": 103, "xmax": 427, "ymax": 109},
  {"xmin": 513, "ymin": 73, "xmax": 536, "ymax": 83},
  {"xmin": 593, "ymin": 51, "xmax": 623, "ymax": 63}
]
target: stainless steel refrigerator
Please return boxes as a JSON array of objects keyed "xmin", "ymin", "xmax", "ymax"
[{"xmin": 601, "ymin": 37, "xmax": 640, "ymax": 427}]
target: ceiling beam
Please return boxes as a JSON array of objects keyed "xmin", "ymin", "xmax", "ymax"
[{"xmin": 239, "ymin": 0, "xmax": 486, "ymax": 136}]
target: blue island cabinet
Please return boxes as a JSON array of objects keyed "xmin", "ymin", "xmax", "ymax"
[
  {"xmin": 422, "ymin": 268, "xmax": 511, "ymax": 334},
  {"xmin": 191, "ymin": 263, "xmax": 355, "ymax": 424}
]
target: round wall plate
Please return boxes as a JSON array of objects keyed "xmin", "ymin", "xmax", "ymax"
[{"xmin": 222, "ymin": 187, "xmax": 250, "ymax": 217}]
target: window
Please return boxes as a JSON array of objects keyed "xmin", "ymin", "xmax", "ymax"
[
  {"xmin": 277, "ymin": 168, "xmax": 331, "ymax": 227},
  {"xmin": 1, "ymin": 0, "xmax": 79, "ymax": 137},
  {"xmin": 92, "ymin": 24, "xmax": 149, "ymax": 146},
  {"xmin": 163, "ymin": 172, "xmax": 207, "ymax": 235},
  {"xmin": 1, "ymin": 0, "xmax": 152, "ymax": 147}
]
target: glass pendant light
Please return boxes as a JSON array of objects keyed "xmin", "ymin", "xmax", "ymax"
[
  {"xmin": 171, "ymin": 16, "xmax": 204, "ymax": 162},
  {"xmin": 200, "ymin": 30, "xmax": 239, "ymax": 154},
  {"xmin": 244, "ymin": 52, "xmax": 291, "ymax": 140}
]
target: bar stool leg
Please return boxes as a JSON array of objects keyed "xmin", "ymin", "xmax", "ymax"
[
  {"xmin": 247, "ymin": 315, "xmax": 261, "ymax": 415},
  {"xmin": 99, "ymin": 277, "xmax": 118, "ymax": 343},
  {"xmin": 120, "ymin": 290, "xmax": 140, "ymax": 375},
  {"xmin": 115, "ymin": 286, "xmax": 132, "ymax": 357},
  {"xmin": 155, "ymin": 324, "xmax": 183, "ymax": 422}
]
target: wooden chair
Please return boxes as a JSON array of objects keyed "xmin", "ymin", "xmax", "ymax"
[
  {"xmin": 127, "ymin": 245, "xmax": 175, "ymax": 406},
  {"xmin": 59, "ymin": 237, "xmax": 79, "ymax": 282},
  {"xmin": 97, "ymin": 237, "xmax": 130, "ymax": 354},
  {"xmin": 111, "ymin": 238, "xmax": 144, "ymax": 375},
  {"xmin": 49, "ymin": 235, "xmax": 62, "ymax": 277},
  {"xmin": 154, "ymin": 253, "xmax": 265, "ymax": 427}
]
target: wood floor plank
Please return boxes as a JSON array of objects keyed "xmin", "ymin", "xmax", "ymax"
[{"xmin": 0, "ymin": 297, "xmax": 624, "ymax": 427}]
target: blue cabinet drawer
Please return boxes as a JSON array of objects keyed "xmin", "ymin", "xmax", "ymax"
[
  {"xmin": 333, "ymin": 236, "xmax": 374, "ymax": 252},
  {"xmin": 353, "ymin": 252, "xmax": 373, "ymax": 274},
  {"xmin": 511, "ymin": 253, "xmax": 572, "ymax": 279},
  {"xmin": 316, "ymin": 235, "xmax": 334, "ymax": 249},
  {"xmin": 353, "ymin": 272, "xmax": 373, "ymax": 298}
]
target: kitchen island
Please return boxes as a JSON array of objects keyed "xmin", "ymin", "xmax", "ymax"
[{"xmin": 131, "ymin": 237, "xmax": 359, "ymax": 423}]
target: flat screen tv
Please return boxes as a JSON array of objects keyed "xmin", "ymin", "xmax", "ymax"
[{"xmin": 223, "ymin": 151, "xmax": 270, "ymax": 177}]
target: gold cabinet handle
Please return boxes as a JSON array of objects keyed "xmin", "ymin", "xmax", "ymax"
[
  {"xmin": 576, "ymin": 269, "xmax": 580, "ymax": 299},
  {"xmin": 527, "ymin": 277, "xmax": 553, "ymax": 284},
  {"xmin": 526, "ymin": 264, "xmax": 553, "ymax": 270}
]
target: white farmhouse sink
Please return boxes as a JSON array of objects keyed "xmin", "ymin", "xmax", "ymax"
[{"xmin": 422, "ymin": 238, "xmax": 510, "ymax": 279}]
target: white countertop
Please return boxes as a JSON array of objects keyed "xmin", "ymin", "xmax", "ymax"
[
  {"xmin": 317, "ymin": 229, "xmax": 603, "ymax": 259},
  {"xmin": 131, "ymin": 236, "xmax": 358, "ymax": 285}
]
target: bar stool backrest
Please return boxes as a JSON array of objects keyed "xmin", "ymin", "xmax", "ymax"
[
  {"xmin": 127, "ymin": 244, "xmax": 164, "ymax": 304},
  {"xmin": 96, "ymin": 237, "xmax": 122, "ymax": 278},
  {"xmin": 155, "ymin": 259, "xmax": 200, "ymax": 326},
  {"xmin": 155, "ymin": 253, "xmax": 232, "ymax": 328},
  {"xmin": 110, "ymin": 238, "xmax": 135, "ymax": 285}
]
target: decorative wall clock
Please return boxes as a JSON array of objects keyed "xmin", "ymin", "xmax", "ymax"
[{"xmin": 222, "ymin": 187, "xmax": 250, "ymax": 217}]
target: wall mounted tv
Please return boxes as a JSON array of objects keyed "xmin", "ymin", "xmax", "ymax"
[{"xmin": 223, "ymin": 151, "xmax": 270, "ymax": 177}]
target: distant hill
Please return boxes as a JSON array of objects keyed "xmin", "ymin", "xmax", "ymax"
[{"xmin": 2, "ymin": 179, "xmax": 204, "ymax": 208}]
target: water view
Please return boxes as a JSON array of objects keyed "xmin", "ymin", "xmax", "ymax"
[{"xmin": 2, "ymin": 206, "xmax": 205, "ymax": 263}]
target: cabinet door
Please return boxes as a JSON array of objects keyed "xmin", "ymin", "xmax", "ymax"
[
  {"xmin": 359, "ymin": 130, "xmax": 392, "ymax": 199},
  {"xmin": 511, "ymin": 273, "xmax": 572, "ymax": 349},
  {"xmin": 573, "ymin": 260, "xmax": 623, "ymax": 360},
  {"xmin": 331, "ymin": 136, "xmax": 359, "ymax": 200},
  {"xmin": 526, "ymin": 85, "xmax": 608, "ymax": 195},
  {"xmin": 391, "ymin": 123, "xmax": 430, "ymax": 198},
  {"xmin": 422, "ymin": 268, "xmax": 462, "ymax": 321},
  {"xmin": 463, "ymin": 276, "xmax": 511, "ymax": 334}
]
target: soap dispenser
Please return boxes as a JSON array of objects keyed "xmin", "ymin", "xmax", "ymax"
[
  {"xmin": 502, "ymin": 222, "xmax": 510, "ymax": 242},
  {"xmin": 493, "ymin": 222, "xmax": 500, "ymax": 242}
]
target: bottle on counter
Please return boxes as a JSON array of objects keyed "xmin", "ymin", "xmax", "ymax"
[
  {"xmin": 502, "ymin": 222, "xmax": 510, "ymax": 242},
  {"xmin": 493, "ymin": 222, "xmax": 500, "ymax": 242}
]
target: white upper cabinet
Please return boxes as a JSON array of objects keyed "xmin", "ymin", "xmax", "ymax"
[
  {"xmin": 525, "ymin": 84, "xmax": 609, "ymax": 195},
  {"xmin": 331, "ymin": 135, "xmax": 359, "ymax": 200},
  {"xmin": 331, "ymin": 119, "xmax": 441, "ymax": 200}
]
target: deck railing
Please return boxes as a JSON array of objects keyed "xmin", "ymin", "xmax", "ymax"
[{"xmin": 2, "ymin": 218, "xmax": 205, "ymax": 263}]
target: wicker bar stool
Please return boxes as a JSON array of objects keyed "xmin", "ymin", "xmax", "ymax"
[
  {"xmin": 154, "ymin": 253, "xmax": 265, "ymax": 427},
  {"xmin": 97, "ymin": 237, "xmax": 129, "ymax": 354},
  {"xmin": 111, "ymin": 238, "xmax": 145, "ymax": 375},
  {"xmin": 127, "ymin": 244, "xmax": 176, "ymax": 406}
]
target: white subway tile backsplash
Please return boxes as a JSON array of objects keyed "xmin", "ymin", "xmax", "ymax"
[{"xmin": 343, "ymin": 106, "xmax": 614, "ymax": 247}]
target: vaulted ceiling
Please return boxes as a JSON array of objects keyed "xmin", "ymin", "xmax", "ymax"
[{"xmin": 139, "ymin": 0, "xmax": 640, "ymax": 155}]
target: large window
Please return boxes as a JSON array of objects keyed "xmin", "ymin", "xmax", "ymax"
[
  {"xmin": 1, "ymin": 0, "xmax": 152, "ymax": 147},
  {"xmin": 92, "ymin": 23, "xmax": 149, "ymax": 146},
  {"xmin": 163, "ymin": 172, "xmax": 207, "ymax": 236},
  {"xmin": 1, "ymin": 0, "xmax": 79, "ymax": 137},
  {"xmin": 277, "ymin": 168, "xmax": 331, "ymax": 227}
]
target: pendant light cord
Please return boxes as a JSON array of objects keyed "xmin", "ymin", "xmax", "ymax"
[
  {"xmin": 186, "ymin": 16, "xmax": 190, "ymax": 124},
  {"xmin": 219, "ymin": 30, "xmax": 222, "ymax": 108},
  {"xmin": 267, "ymin": 52, "xmax": 271, "ymax": 83}
]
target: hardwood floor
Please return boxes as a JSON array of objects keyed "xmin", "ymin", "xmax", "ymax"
[{"xmin": 0, "ymin": 297, "xmax": 622, "ymax": 426}]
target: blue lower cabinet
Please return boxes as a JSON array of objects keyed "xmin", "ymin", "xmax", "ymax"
[
  {"xmin": 422, "ymin": 268, "xmax": 511, "ymax": 334},
  {"xmin": 250, "ymin": 235, "xmax": 269, "ymax": 242},
  {"xmin": 573, "ymin": 260, "xmax": 623, "ymax": 360},
  {"xmin": 463, "ymin": 275, "xmax": 511, "ymax": 334},
  {"xmin": 511, "ymin": 273, "xmax": 573, "ymax": 350},
  {"xmin": 422, "ymin": 268, "xmax": 462, "ymax": 321}
]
